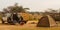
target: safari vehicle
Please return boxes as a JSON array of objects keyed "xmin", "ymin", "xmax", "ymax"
[
  {"xmin": 1, "ymin": 13, "xmax": 28, "ymax": 25},
  {"xmin": 1, "ymin": 13, "xmax": 15, "ymax": 24}
]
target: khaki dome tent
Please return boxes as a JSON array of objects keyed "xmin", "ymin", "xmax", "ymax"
[{"xmin": 37, "ymin": 15, "xmax": 57, "ymax": 27}]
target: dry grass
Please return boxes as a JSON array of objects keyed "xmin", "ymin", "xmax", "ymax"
[{"xmin": 0, "ymin": 21, "xmax": 60, "ymax": 30}]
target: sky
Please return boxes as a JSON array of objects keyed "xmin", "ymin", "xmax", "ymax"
[{"xmin": 0, "ymin": 0, "xmax": 60, "ymax": 12}]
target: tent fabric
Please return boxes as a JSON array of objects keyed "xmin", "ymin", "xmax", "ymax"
[
  {"xmin": 37, "ymin": 15, "xmax": 57, "ymax": 27},
  {"xmin": 47, "ymin": 15, "xmax": 57, "ymax": 27}
]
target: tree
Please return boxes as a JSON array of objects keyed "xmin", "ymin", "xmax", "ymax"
[
  {"xmin": 3, "ymin": 3, "xmax": 29, "ymax": 13},
  {"xmin": 48, "ymin": 8, "xmax": 57, "ymax": 13}
]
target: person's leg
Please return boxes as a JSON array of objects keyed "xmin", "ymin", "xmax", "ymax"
[{"xmin": 13, "ymin": 20, "xmax": 17, "ymax": 23}]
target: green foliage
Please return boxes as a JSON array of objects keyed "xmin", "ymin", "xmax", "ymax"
[
  {"xmin": 3, "ymin": 3, "xmax": 29, "ymax": 13},
  {"xmin": 53, "ymin": 15, "xmax": 60, "ymax": 21}
]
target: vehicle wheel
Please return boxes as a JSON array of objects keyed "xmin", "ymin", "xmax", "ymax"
[
  {"xmin": 20, "ymin": 22, "xmax": 24, "ymax": 25},
  {"xmin": 23, "ymin": 20, "xmax": 28, "ymax": 24},
  {"xmin": 2, "ymin": 21, "xmax": 5, "ymax": 24}
]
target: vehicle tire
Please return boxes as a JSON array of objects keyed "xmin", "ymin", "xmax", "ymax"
[
  {"xmin": 2, "ymin": 21, "xmax": 5, "ymax": 24},
  {"xmin": 20, "ymin": 22, "xmax": 24, "ymax": 25},
  {"xmin": 1, "ymin": 19, "xmax": 5, "ymax": 24}
]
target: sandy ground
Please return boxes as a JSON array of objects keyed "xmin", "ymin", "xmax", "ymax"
[
  {"xmin": 0, "ymin": 21, "xmax": 60, "ymax": 30},
  {"xmin": 0, "ymin": 21, "xmax": 38, "ymax": 30}
]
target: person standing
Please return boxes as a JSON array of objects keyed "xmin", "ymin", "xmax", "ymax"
[{"xmin": 12, "ymin": 13, "xmax": 20, "ymax": 24}]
